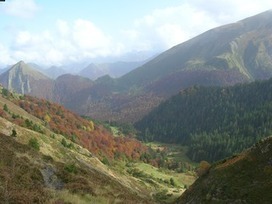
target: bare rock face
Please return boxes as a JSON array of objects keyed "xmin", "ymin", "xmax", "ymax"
[{"xmin": 0, "ymin": 61, "xmax": 54, "ymax": 99}]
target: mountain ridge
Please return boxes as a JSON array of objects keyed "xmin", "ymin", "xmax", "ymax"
[{"xmin": 1, "ymin": 11, "xmax": 272, "ymax": 123}]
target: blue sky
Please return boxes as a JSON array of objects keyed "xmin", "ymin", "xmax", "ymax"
[{"xmin": 1, "ymin": 0, "xmax": 272, "ymax": 67}]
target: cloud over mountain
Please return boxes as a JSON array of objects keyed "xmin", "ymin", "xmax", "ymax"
[{"xmin": 1, "ymin": 0, "xmax": 272, "ymax": 67}]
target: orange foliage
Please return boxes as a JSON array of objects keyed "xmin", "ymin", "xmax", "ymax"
[{"xmin": 14, "ymin": 95, "xmax": 148, "ymax": 160}]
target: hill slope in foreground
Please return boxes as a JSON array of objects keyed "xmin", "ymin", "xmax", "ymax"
[
  {"xmin": 0, "ymin": 87, "xmax": 197, "ymax": 203},
  {"xmin": 178, "ymin": 136, "xmax": 272, "ymax": 203},
  {"xmin": 0, "ymin": 88, "xmax": 154, "ymax": 203}
]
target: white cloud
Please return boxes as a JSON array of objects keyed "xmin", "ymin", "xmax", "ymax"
[
  {"xmin": 121, "ymin": 0, "xmax": 272, "ymax": 51},
  {"xmin": 189, "ymin": 0, "xmax": 272, "ymax": 24},
  {"xmin": 0, "ymin": 43, "xmax": 15, "ymax": 66},
  {"xmin": 1, "ymin": 0, "xmax": 272, "ymax": 67},
  {"xmin": 15, "ymin": 31, "xmax": 32, "ymax": 45},
  {"xmin": 122, "ymin": 3, "xmax": 218, "ymax": 51},
  {"xmin": 3, "ymin": 19, "xmax": 113, "ymax": 66},
  {"xmin": 4, "ymin": 0, "xmax": 39, "ymax": 18},
  {"xmin": 72, "ymin": 19, "xmax": 111, "ymax": 51},
  {"xmin": 156, "ymin": 24, "xmax": 187, "ymax": 48}
]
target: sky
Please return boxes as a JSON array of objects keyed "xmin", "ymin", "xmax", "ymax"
[{"xmin": 0, "ymin": 0, "xmax": 272, "ymax": 67}]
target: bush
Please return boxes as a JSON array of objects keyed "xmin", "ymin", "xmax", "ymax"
[
  {"xmin": 11, "ymin": 129, "xmax": 17, "ymax": 137},
  {"xmin": 154, "ymin": 190, "xmax": 168, "ymax": 201},
  {"xmin": 170, "ymin": 177, "xmax": 176, "ymax": 186},
  {"xmin": 196, "ymin": 160, "xmax": 211, "ymax": 177},
  {"xmin": 61, "ymin": 138, "xmax": 73, "ymax": 149},
  {"xmin": 3, "ymin": 104, "xmax": 8, "ymax": 112},
  {"xmin": 28, "ymin": 138, "xmax": 40, "ymax": 151},
  {"xmin": 101, "ymin": 157, "xmax": 110, "ymax": 165},
  {"xmin": 61, "ymin": 138, "xmax": 68, "ymax": 147},
  {"xmin": 2, "ymin": 88, "xmax": 9, "ymax": 97},
  {"xmin": 64, "ymin": 164, "xmax": 77, "ymax": 174}
]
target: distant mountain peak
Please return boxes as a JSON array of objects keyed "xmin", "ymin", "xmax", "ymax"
[
  {"xmin": 7, "ymin": 60, "xmax": 49, "ymax": 80},
  {"xmin": 0, "ymin": 61, "xmax": 53, "ymax": 97}
]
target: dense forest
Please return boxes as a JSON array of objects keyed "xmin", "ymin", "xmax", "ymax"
[{"xmin": 135, "ymin": 78, "xmax": 272, "ymax": 162}]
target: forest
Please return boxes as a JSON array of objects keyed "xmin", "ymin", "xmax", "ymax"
[
  {"xmin": 0, "ymin": 89, "xmax": 150, "ymax": 162},
  {"xmin": 136, "ymin": 78, "xmax": 272, "ymax": 162}
]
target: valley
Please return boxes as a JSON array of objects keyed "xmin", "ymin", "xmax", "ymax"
[
  {"xmin": 0, "ymin": 87, "xmax": 196, "ymax": 203},
  {"xmin": 1, "ymin": 8, "xmax": 272, "ymax": 204}
]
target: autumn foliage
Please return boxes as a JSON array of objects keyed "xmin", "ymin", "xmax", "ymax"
[{"xmin": 13, "ymin": 95, "xmax": 148, "ymax": 160}]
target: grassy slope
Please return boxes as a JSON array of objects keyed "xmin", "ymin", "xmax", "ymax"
[
  {"xmin": 178, "ymin": 136, "xmax": 272, "ymax": 203},
  {"xmin": 110, "ymin": 142, "xmax": 196, "ymax": 203},
  {"xmin": 0, "ymin": 92, "xmax": 154, "ymax": 203},
  {"xmin": 0, "ymin": 90, "xmax": 197, "ymax": 203}
]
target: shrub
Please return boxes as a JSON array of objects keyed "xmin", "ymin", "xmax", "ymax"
[
  {"xmin": 64, "ymin": 164, "xmax": 77, "ymax": 174},
  {"xmin": 101, "ymin": 157, "xmax": 110, "ymax": 166},
  {"xmin": 61, "ymin": 138, "xmax": 68, "ymax": 147},
  {"xmin": 3, "ymin": 104, "xmax": 8, "ymax": 112},
  {"xmin": 2, "ymin": 88, "xmax": 9, "ymax": 97},
  {"xmin": 61, "ymin": 138, "xmax": 73, "ymax": 149},
  {"xmin": 28, "ymin": 138, "xmax": 40, "ymax": 151},
  {"xmin": 196, "ymin": 160, "xmax": 211, "ymax": 177},
  {"xmin": 11, "ymin": 129, "xmax": 17, "ymax": 137},
  {"xmin": 170, "ymin": 177, "xmax": 176, "ymax": 186}
]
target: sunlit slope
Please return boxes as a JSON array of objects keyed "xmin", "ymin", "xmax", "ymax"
[{"xmin": 178, "ymin": 136, "xmax": 272, "ymax": 203}]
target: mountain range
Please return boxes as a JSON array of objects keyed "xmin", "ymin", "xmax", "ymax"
[
  {"xmin": 1, "ymin": 11, "xmax": 272, "ymax": 123},
  {"xmin": 78, "ymin": 61, "xmax": 146, "ymax": 80},
  {"xmin": 1, "ymin": 10, "xmax": 272, "ymax": 204}
]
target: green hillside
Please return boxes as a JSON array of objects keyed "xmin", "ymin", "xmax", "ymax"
[
  {"xmin": 118, "ymin": 10, "xmax": 272, "ymax": 92},
  {"xmin": 136, "ymin": 77, "xmax": 272, "ymax": 162},
  {"xmin": 178, "ymin": 136, "xmax": 272, "ymax": 203},
  {"xmin": 0, "ymin": 87, "xmax": 197, "ymax": 203}
]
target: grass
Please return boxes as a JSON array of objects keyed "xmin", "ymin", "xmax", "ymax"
[
  {"xmin": 146, "ymin": 142, "xmax": 197, "ymax": 165},
  {"xmin": 179, "ymin": 137, "xmax": 272, "ymax": 203},
  {"xmin": 0, "ymin": 91, "xmax": 196, "ymax": 204},
  {"xmin": 113, "ymin": 161, "xmax": 183, "ymax": 203},
  {"xmin": 133, "ymin": 162, "xmax": 195, "ymax": 188},
  {"xmin": 48, "ymin": 190, "xmax": 111, "ymax": 204}
]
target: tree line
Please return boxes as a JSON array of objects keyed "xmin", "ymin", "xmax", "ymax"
[{"xmin": 135, "ymin": 78, "xmax": 272, "ymax": 162}]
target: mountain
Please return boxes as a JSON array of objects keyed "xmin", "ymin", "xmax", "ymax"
[
  {"xmin": 177, "ymin": 136, "xmax": 272, "ymax": 203},
  {"xmin": 0, "ymin": 61, "xmax": 54, "ymax": 99},
  {"xmin": 80, "ymin": 10, "xmax": 272, "ymax": 122},
  {"xmin": 119, "ymin": 11, "xmax": 272, "ymax": 93},
  {"xmin": 53, "ymin": 74, "xmax": 94, "ymax": 112},
  {"xmin": 2, "ymin": 11, "xmax": 272, "ymax": 123},
  {"xmin": 79, "ymin": 61, "xmax": 145, "ymax": 80},
  {"xmin": 42, "ymin": 66, "xmax": 68, "ymax": 79},
  {"xmin": 135, "ymin": 77, "xmax": 272, "ymax": 162},
  {"xmin": 0, "ymin": 66, "xmax": 10, "ymax": 75}
]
